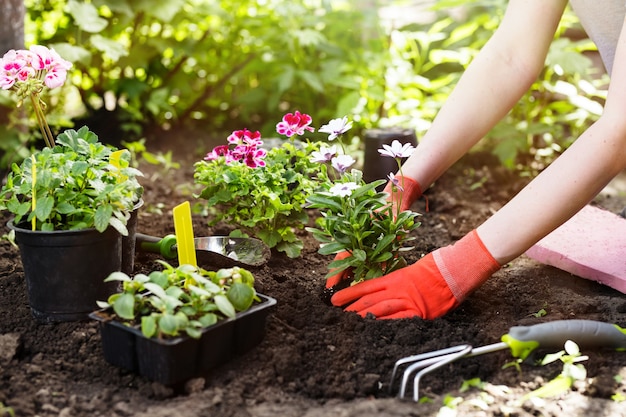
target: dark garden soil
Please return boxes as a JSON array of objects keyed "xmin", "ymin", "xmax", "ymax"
[{"xmin": 1, "ymin": 135, "xmax": 626, "ymax": 417}]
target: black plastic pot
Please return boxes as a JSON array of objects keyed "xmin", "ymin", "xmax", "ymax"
[
  {"xmin": 362, "ymin": 128, "xmax": 418, "ymax": 188},
  {"xmin": 90, "ymin": 294, "xmax": 277, "ymax": 385},
  {"xmin": 8, "ymin": 220, "xmax": 122, "ymax": 323},
  {"xmin": 121, "ymin": 198, "xmax": 143, "ymax": 275}
]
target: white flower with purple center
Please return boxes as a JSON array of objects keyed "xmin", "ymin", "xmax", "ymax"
[
  {"xmin": 319, "ymin": 116, "xmax": 353, "ymax": 141},
  {"xmin": 331, "ymin": 154, "xmax": 355, "ymax": 174},
  {"xmin": 387, "ymin": 172, "xmax": 404, "ymax": 191},
  {"xmin": 310, "ymin": 145, "xmax": 338, "ymax": 163},
  {"xmin": 329, "ymin": 182, "xmax": 359, "ymax": 197},
  {"xmin": 378, "ymin": 139, "xmax": 415, "ymax": 159}
]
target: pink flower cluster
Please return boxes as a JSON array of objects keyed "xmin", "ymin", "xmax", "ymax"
[
  {"xmin": 276, "ymin": 111, "xmax": 315, "ymax": 137},
  {"xmin": 0, "ymin": 45, "xmax": 72, "ymax": 92},
  {"xmin": 204, "ymin": 128, "xmax": 268, "ymax": 168}
]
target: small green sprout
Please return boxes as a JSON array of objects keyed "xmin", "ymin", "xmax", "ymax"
[{"xmin": 521, "ymin": 340, "xmax": 588, "ymax": 402}]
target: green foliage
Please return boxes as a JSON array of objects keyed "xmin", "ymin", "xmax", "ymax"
[
  {"xmin": 194, "ymin": 140, "xmax": 324, "ymax": 258},
  {"xmin": 0, "ymin": 126, "xmax": 143, "ymax": 234},
  {"xmin": 306, "ymin": 170, "xmax": 420, "ymax": 283},
  {"xmin": 21, "ymin": 0, "xmax": 385, "ymax": 135},
  {"xmin": 100, "ymin": 261, "xmax": 258, "ymax": 339},
  {"xmin": 1, "ymin": 0, "xmax": 605, "ymax": 176}
]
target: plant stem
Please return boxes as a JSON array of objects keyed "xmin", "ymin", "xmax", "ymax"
[{"xmin": 30, "ymin": 94, "xmax": 55, "ymax": 148}]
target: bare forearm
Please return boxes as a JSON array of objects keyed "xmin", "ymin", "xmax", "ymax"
[
  {"xmin": 479, "ymin": 118, "xmax": 626, "ymax": 264},
  {"xmin": 401, "ymin": 0, "xmax": 567, "ymax": 189},
  {"xmin": 402, "ymin": 45, "xmax": 536, "ymax": 187}
]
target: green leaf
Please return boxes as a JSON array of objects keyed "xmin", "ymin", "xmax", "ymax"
[
  {"xmin": 112, "ymin": 293, "xmax": 136, "ymax": 320},
  {"xmin": 198, "ymin": 313, "xmax": 218, "ymax": 327},
  {"xmin": 94, "ymin": 205, "xmax": 113, "ymax": 233},
  {"xmin": 522, "ymin": 375, "xmax": 572, "ymax": 401},
  {"xmin": 158, "ymin": 313, "xmax": 181, "ymax": 336},
  {"xmin": 214, "ymin": 294, "xmax": 236, "ymax": 318},
  {"xmin": 371, "ymin": 234, "xmax": 396, "ymax": 257},
  {"xmin": 227, "ymin": 282, "xmax": 255, "ymax": 312},
  {"xmin": 67, "ymin": 0, "xmax": 108, "ymax": 33},
  {"xmin": 146, "ymin": 271, "xmax": 168, "ymax": 288},
  {"xmin": 141, "ymin": 315, "xmax": 157, "ymax": 338},
  {"xmin": 186, "ymin": 327, "xmax": 201, "ymax": 339},
  {"xmin": 352, "ymin": 249, "xmax": 366, "ymax": 262},
  {"xmin": 34, "ymin": 195, "xmax": 54, "ymax": 222},
  {"xmin": 143, "ymin": 282, "xmax": 167, "ymax": 299},
  {"xmin": 89, "ymin": 35, "xmax": 128, "ymax": 62},
  {"xmin": 318, "ymin": 241, "xmax": 346, "ymax": 256},
  {"xmin": 104, "ymin": 271, "xmax": 131, "ymax": 283}
]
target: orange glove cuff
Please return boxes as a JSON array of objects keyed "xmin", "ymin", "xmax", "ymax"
[
  {"xmin": 383, "ymin": 175, "xmax": 422, "ymax": 211},
  {"xmin": 433, "ymin": 229, "xmax": 501, "ymax": 302}
]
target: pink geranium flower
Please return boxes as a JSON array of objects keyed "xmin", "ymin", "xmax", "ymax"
[
  {"xmin": 205, "ymin": 128, "xmax": 268, "ymax": 168},
  {"xmin": 276, "ymin": 111, "xmax": 315, "ymax": 138},
  {"xmin": 0, "ymin": 45, "xmax": 73, "ymax": 147}
]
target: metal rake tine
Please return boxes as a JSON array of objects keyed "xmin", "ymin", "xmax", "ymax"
[
  {"xmin": 389, "ymin": 344, "xmax": 471, "ymax": 395},
  {"xmin": 409, "ymin": 345, "xmax": 473, "ymax": 402}
]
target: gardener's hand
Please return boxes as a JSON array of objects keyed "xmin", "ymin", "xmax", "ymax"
[
  {"xmin": 383, "ymin": 175, "xmax": 422, "ymax": 212},
  {"xmin": 330, "ymin": 230, "xmax": 501, "ymax": 319},
  {"xmin": 325, "ymin": 251, "xmax": 353, "ymax": 288},
  {"xmin": 325, "ymin": 177, "xmax": 422, "ymax": 289}
]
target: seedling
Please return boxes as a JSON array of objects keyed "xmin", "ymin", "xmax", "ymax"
[
  {"xmin": 520, "ymin": 340, "xmax": 588, "ymax": 402},
  {"xmin": 98, "ymin": 261, "xmax": 258, "ymax": 339}
]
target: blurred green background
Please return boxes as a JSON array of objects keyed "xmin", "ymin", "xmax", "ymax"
[{"xmin": 0, "ymin": 0, "xmax": 608, "ymax": 175}]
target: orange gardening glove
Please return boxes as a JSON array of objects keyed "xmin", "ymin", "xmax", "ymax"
[
  {"xmin": 383, "ymin": 175, "xmax": 422, "ymax": 212},
  {"xmin": 326, "ymin": 251, "xmax": 353, "ymax": 288},
  {"xmin": 325, "ymin": 177, "xmax": 423, "ymax": 289},
  {"xmin": 330, "ymin": 230, "xmax": 501, "ymax": 319}
]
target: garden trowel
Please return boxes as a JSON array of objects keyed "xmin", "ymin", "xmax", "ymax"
[{"xmin": 135, "ymin": 233, "xmax": 271, "ymax": 267}]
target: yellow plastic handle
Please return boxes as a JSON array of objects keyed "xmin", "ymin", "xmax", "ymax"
[
  {"xmin": 173, "ymin": 201, "xmax": 197, "ymax": 267},
  {"xmin": 31, "ymin": 155, "xmax": 37, "ymax": 231}
]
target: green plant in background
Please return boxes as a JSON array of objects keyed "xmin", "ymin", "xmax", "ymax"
[
  {"xmin": 0, "ymin": 0, "xmax": 606, "ymax": 178},
  {"xmin": 305, "ymin": 118, "xmax": 420, "ymax": 284},
  {"xmin": 0, "ymin": 126, "xmax": 143, "ymax": 234},
  {"xmin": 18, "ymin": 0, "xmax": 386, "ymax": 135},
  {"xmin": 99, "ymin": 261, "xmax": 258, "ymax": 339},
  {"xmin": 194, "ymin": 112, "xmax": 325, "ymax": 258},
  {"xmin": 0, "ymin": 45, "xmax": 144, "ymax": 234}
]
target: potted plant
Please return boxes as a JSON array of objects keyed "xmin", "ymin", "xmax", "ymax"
[
  {"xmin": 90, "ymin": 261, "xmax": 277, "ymax": 385},
  {"xmin": 194, "ymin": 111, "xmax": 325, "ymax": 258},
  {"xmin": 305, "ymin": 117, "xmax": 421, "ymax": 290},
  {"xmin": 0, "ymin": 45, "xmax": 144, "ymax": 322}
]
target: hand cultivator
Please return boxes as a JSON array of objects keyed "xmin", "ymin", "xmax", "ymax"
[{"xmin": 389, "ymin": 319, "xmax": 626, "ymax": 401}]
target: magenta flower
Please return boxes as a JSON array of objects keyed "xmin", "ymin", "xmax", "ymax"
[
  {"xmin": 204, "ymin": 145, "xmax": 230, "ymax": 161},
  {"xmin": 205, "ymin": 129, "xmax": 267, "ymax": 168},
  {"xmin": 319, "ymin": 116, "xmax": 353, "ymax": 141},
  {"xmin": 378, "ymin": 140, "xmax": 415, "ymax": 159},
  {"xmin": 227, "ymin": 129, "xmax": 262, "ymax": 147},
  {"xmin": 276, "ymin": 111, "xmax": 315, "ymax": 137},
  {"xmin": 244, "ymin": 148, "xmax": 268, "ymax": 168}
]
